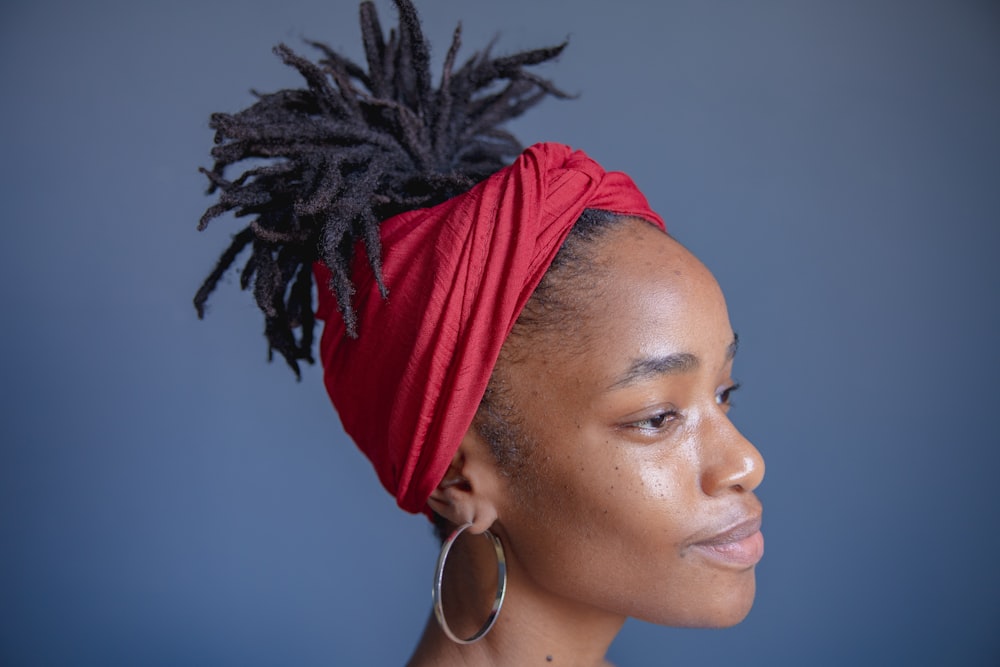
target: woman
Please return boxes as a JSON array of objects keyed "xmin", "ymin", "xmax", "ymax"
[{"xmin": 196, "ymin": 1, "xmax": 764, "ymax": 664}]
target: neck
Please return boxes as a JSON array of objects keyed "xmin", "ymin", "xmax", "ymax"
[{"xmin": 408, "ymin": 530, "xmax": 624, "ymax": 667}]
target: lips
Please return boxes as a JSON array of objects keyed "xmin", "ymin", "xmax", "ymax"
[{"xmin": 689, "ymin": 516, "xmax": 764, "ymax": 569}]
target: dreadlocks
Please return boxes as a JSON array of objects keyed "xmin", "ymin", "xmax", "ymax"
[{"xmin": 195, "ymin": 0, "xmax": 568, "ymax": 377}]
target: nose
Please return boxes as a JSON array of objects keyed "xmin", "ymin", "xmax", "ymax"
[{"xmin": 700, "ymin": 417, "xmax": 765, "ymax": 496}]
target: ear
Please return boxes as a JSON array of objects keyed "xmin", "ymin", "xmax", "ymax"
[{"xmin": 427, "ymin": 425, "xmax": 502, "ymax": 535}]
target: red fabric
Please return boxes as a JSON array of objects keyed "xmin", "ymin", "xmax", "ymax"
[{"xmin": 314, "ymin": 142, "xmax": 665, "ymax": 514}]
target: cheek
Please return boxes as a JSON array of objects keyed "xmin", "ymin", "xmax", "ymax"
[
  {"xmin": 500, "ymin": 432, "xmax": 705, "ymax": 603},
  {"xmin": 633, "ymin": 440, "xmax": 711, "ymax": 533},
  {"xmin": 505, "ymin": 419, "xmax": 704, "ymax": 538}
]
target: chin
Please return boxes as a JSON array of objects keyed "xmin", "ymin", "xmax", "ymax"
[
  {"xmin": 692, "ymin": 576, "xmax": 758, "ymax": 628},
  {"xmin": 643, "ymin": 574, "xmax": 757, "ymax": 629},
  {"xmin": 667, "ymin": 601, "xmax": 756, "ymax": 629},
  {"xmin": 706, "ymin": 598, "xmax": 756, "ymax": 628}
]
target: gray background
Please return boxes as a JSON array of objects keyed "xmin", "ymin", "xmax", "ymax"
[{"xmin": 2, "ymin": 0, "xmax": 999, "ymax": 665}]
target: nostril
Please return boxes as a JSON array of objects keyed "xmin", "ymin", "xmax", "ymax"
[{"xmin": 702, "ymin": 447, "xmax": 764, "ymax": 496}]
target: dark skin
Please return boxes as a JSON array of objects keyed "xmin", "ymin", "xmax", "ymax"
[{"xmin": 411, "ymin": 218, "xmax": 765, "ymax": 666}]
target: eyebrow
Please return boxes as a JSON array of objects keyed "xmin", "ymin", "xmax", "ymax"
[
  {"xmin": 727, "ymin": 332, "xmax": 740, "ymax": 361},
  {"xmin": 609, "ymin": 333, "xmax": 739, "ymax": 390},
  {"xmin": 609, "ymin": 353, "xmax": 699, "ymax": 389}
]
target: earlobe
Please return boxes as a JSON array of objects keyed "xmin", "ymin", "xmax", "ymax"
[{"xmin": 426, "ymin": 430, "xmax": 501, "ymax": 534}]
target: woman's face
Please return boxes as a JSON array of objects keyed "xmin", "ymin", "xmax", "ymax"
[{"xmin": 491, "ymin": 217, "xmax": 765, "ymax": 627}]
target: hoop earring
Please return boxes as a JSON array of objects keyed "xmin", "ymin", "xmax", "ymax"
[{"xmin": 433, "ymin": 522, "xmax": 508, "ymax": 644}]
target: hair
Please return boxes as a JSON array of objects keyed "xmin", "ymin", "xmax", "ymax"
[
  {"xmin": 195, "ymin": 0, "xmax": 570, "ymax": 377},
  {"xmin": 195, "ymin": 0, "xmax": 629, "ymax": 542}
]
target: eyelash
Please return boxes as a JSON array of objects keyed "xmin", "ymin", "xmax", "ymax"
[
  {"xmin": 717, "ymin": 382, "xmax": 741, "ymax": 408},
  {"xmin": 625, "ymin": 383, "xmax": 742, "ymax": 433},
  {"xmin": 628, "ymin": 410, "xmax": 680, "ymax": 432}
]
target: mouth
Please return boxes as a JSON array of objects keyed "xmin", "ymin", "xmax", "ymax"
[{"xmin": 689, "ymin": 515, "xmax": 764, "ymax": 569}]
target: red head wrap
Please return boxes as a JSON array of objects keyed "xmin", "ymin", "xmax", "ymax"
[{"xmin": 314, "ymin": 142, "xmax": 665, "ymax": 514}]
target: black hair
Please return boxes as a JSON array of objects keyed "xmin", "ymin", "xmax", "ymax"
[
  {"xmin": 195, "ymin": 2, "xmax": 637, "ymax": 545},
  {"xmin": 194, "ymin": 0, "xmax": 569, "ymax": 377}
]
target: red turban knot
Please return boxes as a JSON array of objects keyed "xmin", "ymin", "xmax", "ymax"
[{"xmin": 315, "ymin": 142, "xmax": 665, "ymax": 514}]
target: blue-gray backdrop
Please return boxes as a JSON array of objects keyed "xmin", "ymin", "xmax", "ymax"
[{"xmin": 2, "ymin": 0, "xmax": 998, "ymax": 665}]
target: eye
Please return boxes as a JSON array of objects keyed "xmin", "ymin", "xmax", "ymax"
[
  {"xmin": 716, "ymin": 382, "xmax": 741, "ymax": 409},
  {"xmin": 626, "ymin": 409, "xmax": 679, "ymax": 432}
]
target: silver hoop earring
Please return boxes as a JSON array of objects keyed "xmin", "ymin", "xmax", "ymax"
[{"xmin": 433, "ymin": 522, "xmax": 508, "ymax": 644}]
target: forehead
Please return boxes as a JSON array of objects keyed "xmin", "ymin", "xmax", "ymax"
[
  {"xmin": 501, "ymin": 219, "xmax": 734, "ymax": 392},
  {"xmin": 581, "ymin": 219, "xmax": 731, "ymax": 358}
]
